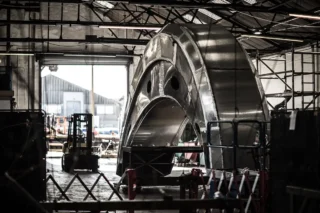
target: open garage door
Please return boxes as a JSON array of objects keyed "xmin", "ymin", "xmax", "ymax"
[
  {"xmin": 39, "ymin": 55, "xmax": 132, "ymax": 66},
  {"xmin": 66, "ymin": 101, "xmax": 81, "ymax": 116}
]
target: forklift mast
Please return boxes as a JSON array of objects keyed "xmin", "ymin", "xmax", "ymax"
[
  {"xmin": 62, "ymin": 113, "xmax": 98, "ymax": 172},
  {"xmin": 67, "ymin": 113, "xmax": 93, "ymax": 154}
]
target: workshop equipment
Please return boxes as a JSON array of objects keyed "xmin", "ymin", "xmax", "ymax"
[{"xmin": 62, "ymin": 113, "xmax": 99, "ymax": 172}]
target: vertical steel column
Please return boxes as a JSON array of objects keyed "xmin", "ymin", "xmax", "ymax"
[
  {"xmin": 126, "ymin": 64, "xmax": 130, "ymax": 98},
  {"xmin": 60, "ymin": 2, "xmax": 63, "ymax": 39},
  {"xmin": 260, "ymin": 122, "xmax": 267, "ymax": 213},
  {"xmin": 233, "ymin": 123, "xmax": 238, "ymax": 171},
  {"xmin": 284, "ymin": 54, "xmax": 288, "ymax": 109},
  {"xmin": 87, "ymin": 114, "xmax": 92, "ymax": 154},
  {"xmin": 47, "ymin": 2, "xmax": 50, "ymax": 52},
  {"xmin": 6, "ymin": 8, "xmax": 11, "ymax": 90},
  {"xmin": 292, "ymin": 44, "xmax": 295, "ymax": 110},
  {"xmin": 317, "ymin": 41, "xmax": 320, "ymax": 108},
  {"xmin": 30, "ymin": 12, "xmax": 36, "ymax": 111},
  {"xmin": 73, "ymin": 115, "xmax": 77, "ymax": 150},
  {"xmin": 39, "ymin": 63, "xmax": 42, "ymax": 110},
  {"xmin": 256, "ymin": 50, "xmax": 259, "ymax": 75},
  {"xmin": 7, "ymin": 8, "xmax": 13, "ymax": 110},
  {"xmin": 91, "ymin": 65, "xmax": 95, "ymax": 127},
  {"xmin": 301, "ymin": 53, "xmax": 304, "ymax": 109},
  {"xmin": 312, "ymin": 45, "xmax": 316, "ymax": 110}
]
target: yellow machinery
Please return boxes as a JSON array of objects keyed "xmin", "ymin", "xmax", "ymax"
[{"xmin": 62, "ymin": 113, "xmax": 99, "ymax": 172}]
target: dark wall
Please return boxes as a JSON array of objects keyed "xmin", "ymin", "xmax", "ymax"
[
  {"xmin": 270, "ymin": 110, "xmax": 320, "ymax": 213},
  {"xmin": 0, "ymin": 111, "xmax": 46, "ymax": 212}
]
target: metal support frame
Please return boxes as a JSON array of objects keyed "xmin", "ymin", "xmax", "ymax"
[
  {"xmin": 208, "ymin": 170, "xmax": 266, "ymax": 213},
  {"xmin": 85, "ymin": 3, "xmax": 131, "ymax": 52},
  {"xmin": 119, "ymin": 3, "xmax": 154, "ymax": 52},
  {"xmin": 205, "ymin": 119, "xmax": 268, "ymax": 213},
  {"xmin": 46, "ymin": 172, "xmax": 123, "ymax": 201},
  {"xmin": 119, "ymin": 167, "xmax": 218, "ymax": 213},
  {"xmin": 0, "ymin": 17, "xmax": 164, "ymax": 28},
  {"xmin": 120, "ymin": 146, "xmax": 206, "ymax": 187},
  {"xmin": 41, "ymin": 199, "xmax": 243, "ymax": 212},
  {"xmin": 2, "ymin": 0, "xmax": 320, "ymax": 55},
  {"xmin": 207, "ymin": 120, "xmax": 267, "ymax": 171},
  {"xmin": 178, "ymin": 168, "xmax": 208, "ymax": 213},
  {"xmin": 258, "ymin": 43, "xmax": 320, "ymax": 110},
  {"xmin": 287, "ymin": 186, "xmax": 320, "ymax": 213},
  {"xmin": 7, "ymin": 0, "xmax": 306, "ymax": 13},
  {"xmin": 203, "ymin": 169, "xmax": 268, "ymax": 213}
]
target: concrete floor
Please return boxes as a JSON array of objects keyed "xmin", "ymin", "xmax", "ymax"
[{"xmin": 46, "ymin": 156, "xmax": 206, "ymax": 212}]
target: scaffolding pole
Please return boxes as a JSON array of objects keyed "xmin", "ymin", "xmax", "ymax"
[{"xmin": 257, "ymin": 42, "xmax": 320, "ymax": 111}]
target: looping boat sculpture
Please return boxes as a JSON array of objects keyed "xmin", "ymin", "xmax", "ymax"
[{"xmin": 116, "ymin": 24, "xmax": 269, "ymax": 177}]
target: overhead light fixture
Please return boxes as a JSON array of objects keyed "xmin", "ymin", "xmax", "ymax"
[
  {"xmin": 198, "ymin": 9, "xmax": 221, "ymax": 21},
  {"xmin": 42, "ymin": 53, "xmax": 64, "ymax": 55},
  {"xmin": 95, "ymin": 1, "xmax": 114, "ymax": 9},
  {"xmin": 63, "ymin": 54, "xmax": 116, "ymax": 57},
  {"xmin": 98, "ymin": 25, "xmax": 162, "ymax": 31},
  {"xmin": 252, "ymin": 29, "xmax": 263, "ymax": 35},
  {"xmin": 289, "ymin": 13, "xmax": 320, "ymax": 20},
  {"xmin": 243, "ymin": 0, "xmax": 257, "ymax": 5},
  {"xmin": 240, "ymin": 34, "xmax": 304, "ymax": 42},
  {"xmin": 0, "ymin": 53, "xmax": 34, "ymax": 56},
  {"xmin": 183, "ymin": 14, "xmax": 205, "ymax": 24},
  {"xmin": 212, "ymin": 0, "xmax": 231, "ymax": 4}
]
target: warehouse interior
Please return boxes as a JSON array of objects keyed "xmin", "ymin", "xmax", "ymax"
[{"xmin": 1, "ymin": 0, "xmax": 320, "ymax": 212}]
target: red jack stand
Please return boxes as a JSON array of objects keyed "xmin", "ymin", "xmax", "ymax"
[{"xmin": 127, "ymin": 169, "xmax": 137, "ymax": 213}]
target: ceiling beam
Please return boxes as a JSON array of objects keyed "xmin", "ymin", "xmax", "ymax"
[
  {"xmin": 0, "ymin": 38, "xmax": 149, "ymax": 46},
  {"xmin": 263, "ymin": 7, "xmax": 320, "ymax": 31},
  {"xmin": 0, "ymin": 51, "xmax": 140, "ymax": 57},
  {"xmin": 0, "ymin": 20, "xmax": 165, "ymax": 29},
  {"xmin": 3, "ymin": 0, "xmax": 305, "ymax": 13}
]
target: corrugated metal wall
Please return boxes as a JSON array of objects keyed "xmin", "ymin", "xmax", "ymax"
[{"xmin": 42, "ymin": 74, "xmax": 122, "ymax": 128}]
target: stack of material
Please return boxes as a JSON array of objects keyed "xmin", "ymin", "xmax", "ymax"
[{"xmin": 101, "ymin": 149, "xmax": 118, "ymax": 158}]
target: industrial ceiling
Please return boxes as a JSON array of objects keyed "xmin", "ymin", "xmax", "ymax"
[{"xmin": 0, "ymin": 0, "xmax": 320, "ymax": 64}]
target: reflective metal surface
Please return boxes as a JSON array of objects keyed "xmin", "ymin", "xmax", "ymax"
[{"xmin": 117, "ymin": 24, "xmax": 269, "ymax": 176}]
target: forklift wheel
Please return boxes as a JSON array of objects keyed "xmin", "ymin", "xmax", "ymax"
[
  {"xmin": 121, "ymin": 186, "xmax": 128, "ymax": 194},
  {"xmin": 61, "ymin": 155, "xmax": 65, "ymax": 171},
  {"xmin": 61, "ymin": 155, "xmax": 72, "ymax": 173}
]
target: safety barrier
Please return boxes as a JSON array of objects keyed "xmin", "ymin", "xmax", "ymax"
[
  {"xmin": 202, "ymin": 169, "xmax": 268, "ymax": 213},
  {"xmin": 45, "ymin": 169, "xmax": 246, "ymax": 213},
  {"xmin": 46, "ymin": 172, "xmax": 123, "ymax": 201}
]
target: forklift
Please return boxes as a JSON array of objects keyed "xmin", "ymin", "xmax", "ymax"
[{"xmin": 61, "ymin": 113, "xmax": 99, "ymax": 172}]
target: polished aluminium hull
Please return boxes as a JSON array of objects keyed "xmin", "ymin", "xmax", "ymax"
[{"xmin": 116, "ymin": 24, "xmax": 269, "ymax": 176}]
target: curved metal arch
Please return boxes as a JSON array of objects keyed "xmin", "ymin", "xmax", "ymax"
[{"xmin": 117, "ymin": 24, "xmax": 269, "ymax": 176}]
